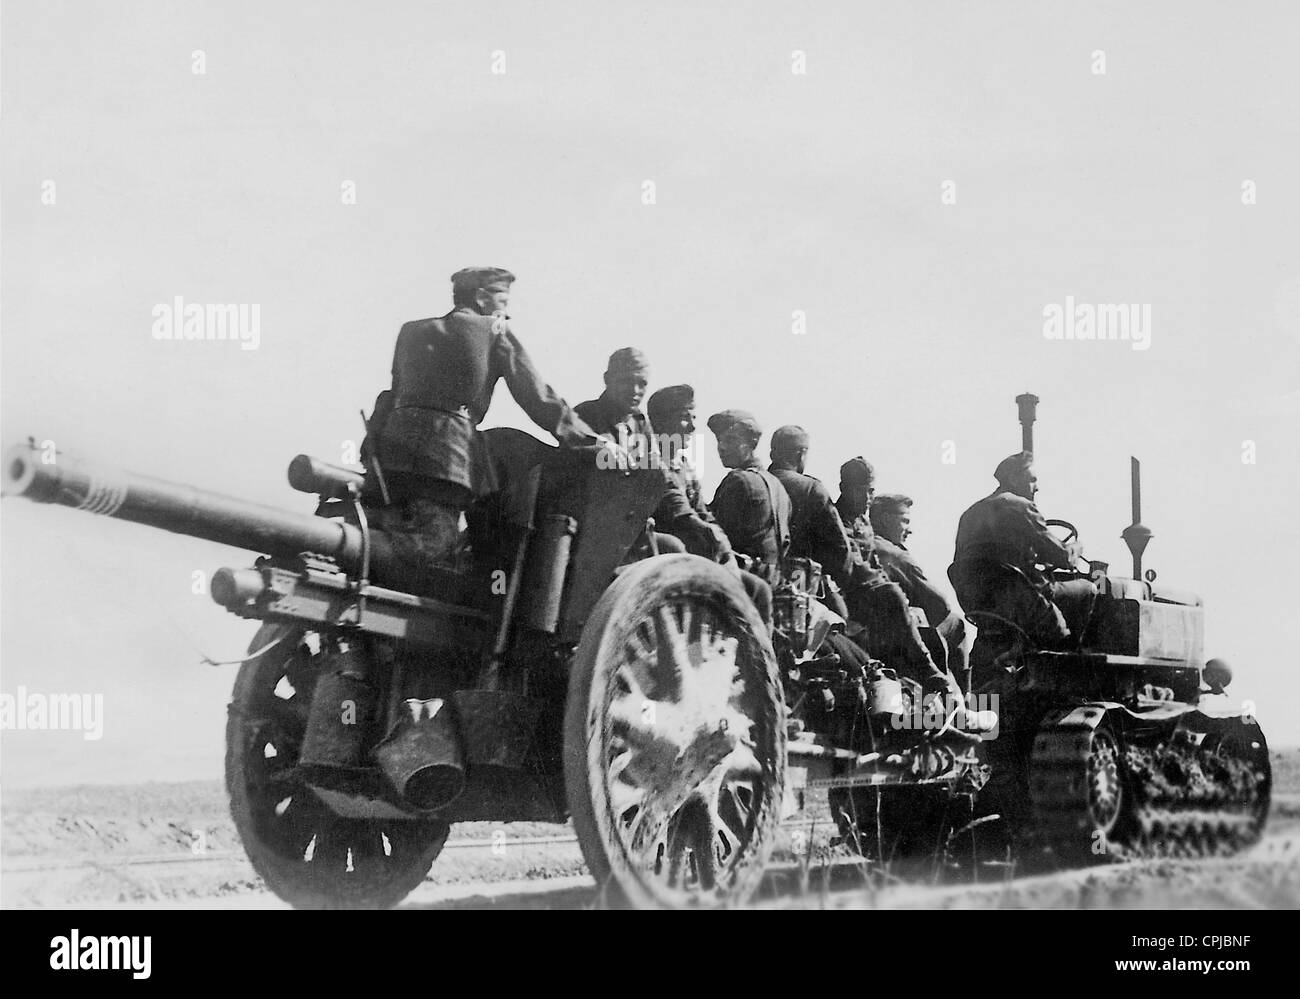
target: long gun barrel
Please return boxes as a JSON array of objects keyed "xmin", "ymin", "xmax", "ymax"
[{"xmin": 4, "ymin": 440, "xmax": 369, "ymax": 571}]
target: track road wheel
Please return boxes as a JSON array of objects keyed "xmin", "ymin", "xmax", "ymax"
[
  {"xmin": 226, "ymin": 624, "xmax": 449, "ymax": 909},
  {"xmin": 1029, "ymin": 719, "xmax": 1127, "ymax": 864},
  {"xmin": 565, "ymin": 555, "xmax": 786, "ymax": 909}
]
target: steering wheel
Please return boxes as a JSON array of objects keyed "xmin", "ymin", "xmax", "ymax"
[{"xmin": 1045, "ymin": 519, "xmax": 1078, "ymax": 544}]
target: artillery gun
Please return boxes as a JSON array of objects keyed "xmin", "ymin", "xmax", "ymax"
[
  {"xmin": 3, "ymin": 390, "xmax": 1269, "ymax": 905},
  {"xmin": 4, "ymin": 432, "xmax": 786, "ymax": 908}
]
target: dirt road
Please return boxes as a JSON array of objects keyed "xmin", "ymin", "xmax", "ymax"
[{"xmin": 4, "ymin": 773, "xmax": 1298, "ymax": 910}]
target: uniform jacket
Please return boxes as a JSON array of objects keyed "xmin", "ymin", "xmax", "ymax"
[
  {"xmin": 710, "ymin": 458, "xmax": 791, "ymax": 568},
  {"xmin": 574, "ymin": 393, "xmax": 647, "ymax": 442},
  {"xmin": 576, "ymin": 393, "xmax": 705, "ymax": 530},
  {"xmin": 371, "ymin": 309, "xmax": 595, "ymax": 499},
  {"xmin": 874, "ymin": 536, "xmax": 956, "ymax": 626},
  {"xmin": 769, "ymin": 465, "xmax": 852, "ymax": 584},
  {"xmin": 836, "ymin": 496, "xmax": 888, "ymax": 586},
  {"xmin": 952, "ymin": 490, "xmax": 1073, "ymax": 575}
]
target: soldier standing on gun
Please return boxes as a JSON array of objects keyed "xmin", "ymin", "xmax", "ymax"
[{"xmin": 364, "ymin": 267, "xmax": 599, "ymax": 590}]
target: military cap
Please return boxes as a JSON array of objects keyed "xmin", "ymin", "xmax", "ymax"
[
  {"xmin": 606, "ymin": 347, "xmax": 650, "ymax": 378},
  {"xmin": 839, "ymin": 456, "xmax": 876, "ymax": 487},
  {"xmin": 647, "ymin": 384, "xmax": 694, "ymax": 423},
  {"xmin": 994, "ymin": 451, "xmax": 1034, "ymax": 485},
  {"xmin": 707, "ymin": 409, "xmax": 762, "ymax": 438},
  {"xmin": 771, "ymin": 425, "xmax": 810, "ymax": 454}
]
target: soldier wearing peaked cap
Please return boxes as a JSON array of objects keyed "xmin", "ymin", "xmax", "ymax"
[{"xmin": 364, "ymin": 267, "xmax": 599, "ymax": 589}]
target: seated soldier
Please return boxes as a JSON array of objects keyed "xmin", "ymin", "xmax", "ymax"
[
  {"xmin": 363, "ymin": 266, "xmax": 599, "ymax": 591},
  {"xmin": 647, "ymin": 386, "xmax": 772, "ymax": 626},
  {"xmin": 576, "ymin": 347, "xmax": 686, "ymax": 555},
  {"xmin": 767, "ymin": 425, "xmax": 852, "ymax": 618},
  {"xmin": 835, "ymin": 457, "xmax": 956, "ymax": 701},
  {"xmin": 870, "ymin": 493, "xmax": 971, "ymax": 691},
  {"xmin": 707, "ymin": 409, "xmax": 791, "ymax": 590},
  {"xmin": 949, "ymin": 451, "xmax": 1096, "ymax": 652}
]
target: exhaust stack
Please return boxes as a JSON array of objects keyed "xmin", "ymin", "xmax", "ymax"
[
  {"xmin": 1121, "ymin": 456, "xmax": 1153, "ymax": 580},
  {"xmin": 1016, "ymin": 393, "xmax": 1039, "ymax": 453}
]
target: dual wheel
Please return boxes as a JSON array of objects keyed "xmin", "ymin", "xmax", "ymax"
[
  {"xmin": 226, "ymin": 555, "xmax": 788, "ymax": 909},
  {"xmin": 225, "ymin": 624, "xmax": 449, "ymax": 909}
]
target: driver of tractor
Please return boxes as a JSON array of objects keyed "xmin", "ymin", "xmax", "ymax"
[{"xmin": 948, "ymin": 451, "xmax": 1096, "ymax": 650}]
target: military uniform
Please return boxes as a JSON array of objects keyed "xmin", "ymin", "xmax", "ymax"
[
  {"xmin": 874, "ymin": 534, "xmax": 969, "ymax": 682},
  {"xmin": 769, "ymin": 465, "xmax": 851, "ymax": 585},
  {"xmin": 710, "ymin": 457, "xmax": 791, "ymax": 587},
  {"xmin": 574, "ymin": 393, "xmax": 650, "ymax": 451},
  {"xmin": 950, "ymin": 489, "xmax": 1096, "ymax": 648},
  {"xmin": 836, "ymin": 491, "xmax": 950, "ymax": 693},
  {"xmin": 367, "ymin": 306, "xmax": 596, "ymax": 585}
]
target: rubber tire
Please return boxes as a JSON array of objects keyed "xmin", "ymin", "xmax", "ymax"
[
  {"xmin": 226, "ymin": 623, "xmax": 449, "ymax": 909},
  {"xmin": 563, "ymin": 555, "xmax": 786, "ymax": 909}
]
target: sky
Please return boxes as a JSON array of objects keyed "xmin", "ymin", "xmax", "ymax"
[{"xmin": 2, "ymin": 0, "xmax": 1298, "ymax": 788}]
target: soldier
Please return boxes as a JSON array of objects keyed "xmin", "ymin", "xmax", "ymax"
[
  {"xmin": 364, "ymin": 267, "xmax": 599, "ymax": 587},
  {"xmin": 870, "ymin": 493, "xmax": 971, "ymax": 691},
  {"xmin": 767, "ymin": 425, "xmax": 852, "ymax": 583},
  {"xmin": 575, "ymin": 348, "xmax": 690, "ymax": 556},
  {"xmin": 707, "ymin": 410, "xmax": 791, "ymax": 590},
  {"xmin": 647, "ymin": 386, "xmax": 771, "ymax": 627},
  {"xmin": 949, "ymin": 451, "xmax": 1096, "ymax": 654},
  {"xmin": 575, "ymin": 347, "xmax": 652, "ymax": 451},
  {"xmin": 836, "ymin": 457, "xmax": 955, "ymax": 699}
]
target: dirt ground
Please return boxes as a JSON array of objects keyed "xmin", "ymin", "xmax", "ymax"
[{"xmin": 3, "ymin": 749, "xmax": 1297, "ymax": 910}]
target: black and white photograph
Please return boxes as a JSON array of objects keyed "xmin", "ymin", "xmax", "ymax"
[{"xmin": 1, "ymin": 0, "xmax": 1296, "ymax": 947}]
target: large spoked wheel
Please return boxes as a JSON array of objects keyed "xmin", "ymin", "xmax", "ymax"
[
  {"xmin": 564, "ymin": 555, "xmax": 786, "ymax": 909},
  {"xmin": 225, "ymin": 624, "xmax": 450, "ymax": 909}
]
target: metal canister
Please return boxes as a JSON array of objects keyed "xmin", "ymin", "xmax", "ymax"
[{"xmin": 520, "ymin": 514, "xmax": 577, "ymax": 633}]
